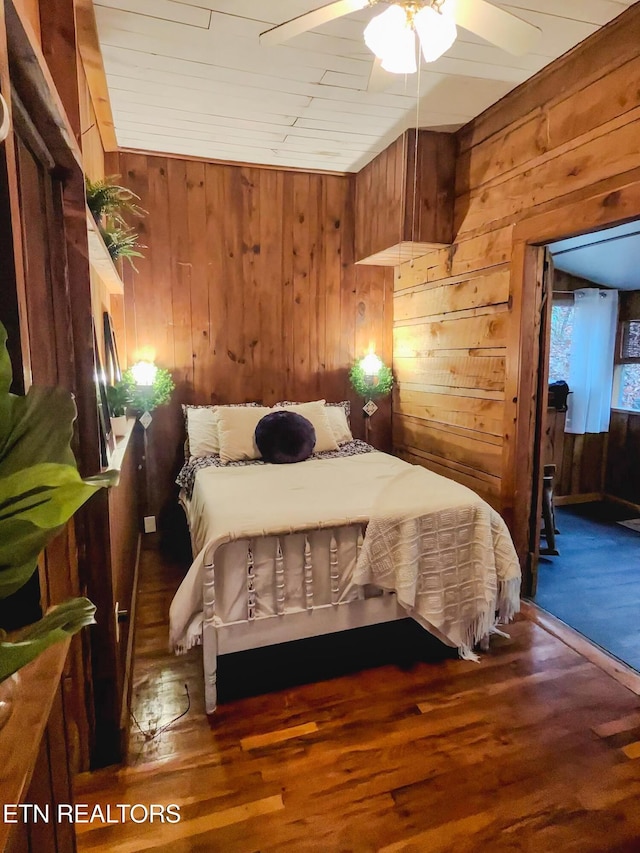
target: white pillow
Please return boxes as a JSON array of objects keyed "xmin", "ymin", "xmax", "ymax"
[
  {"xmin": 324, "ymin": 405, "xmax": 353, "ymax": 445},
  {"xmin": 217, "ymin": 406, "xmax": 272, "ymax": 463},
  {"xmin": 274, "ymin": 400, "xmax": 339, "ymax": 453},
  {"xmin": 186, "ymin": 407, "xmax": 220, "ymax": 457}
]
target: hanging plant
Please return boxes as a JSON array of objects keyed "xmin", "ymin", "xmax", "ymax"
[
  {"xmin": 100, "ymin": 224, "xmax": 146, "ymax": 270},
  {"xmin": 349, "ymin": 361, "xmax": 394, "ymax": 398},
  {"xmin": 85, "ymin": 175, "xmax": 146, "ymax": 227}
]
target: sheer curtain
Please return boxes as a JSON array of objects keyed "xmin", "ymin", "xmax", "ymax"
[{"xmin": 565, "ymin": 288, "xmax": 618, "ymax": 434}]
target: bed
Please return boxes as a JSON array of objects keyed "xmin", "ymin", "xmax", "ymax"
[{"xmin": 170, "ymin": 401, "xmax": 521, "ymax": 714}]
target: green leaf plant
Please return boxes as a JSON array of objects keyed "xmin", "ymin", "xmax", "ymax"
[
  {"xmin": 121, "ymin": 365, "xmax": 175, "ymax": 414},
  {"xmin": 349, "ymin": 360, "xmax": 394, "ymax": 399},
  {"xmin": 0, "ymin": 322, "xmax": 114, "ymax": 682},
  {"xmin": 85, "ymin": 175, "xmax": 146, "ymax": 227}
]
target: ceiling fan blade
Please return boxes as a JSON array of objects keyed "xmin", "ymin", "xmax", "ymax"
[
  {"xmin": 260, "ymin": 0, "xmax": 371, "ymax": 47},
  {"xmin": 455, "ymin": 0, "xmax": 541, "ymax": 56},
  {"xmin": 367, "ymin": 56, "xmax": 394, "ymax": 93}
]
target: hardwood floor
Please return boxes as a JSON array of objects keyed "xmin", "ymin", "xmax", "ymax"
[{"xmin": 75, "ymin": 550, "xmax": 640, "ymax": 852}]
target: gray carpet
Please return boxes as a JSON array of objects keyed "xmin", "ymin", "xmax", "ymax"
[{"xmin": 535, "ymin": 502, "xmax": 640, "ymax": 671}]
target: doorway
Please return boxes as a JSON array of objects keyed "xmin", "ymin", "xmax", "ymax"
[{"xmin": 532, "ymin": 221, "xmax": 640, "ymax": 670}]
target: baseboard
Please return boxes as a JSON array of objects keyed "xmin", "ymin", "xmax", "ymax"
[
  {"xmin": 554, "ymin": 492, "xmax": 602, "ymax": 506},
  {"xmin": 603, "ymin": 494, "xmax": 640, "ymax": 515},
  {"xmin": 521, "ymin": 600, "xmax": 640, "ymax": 696}
]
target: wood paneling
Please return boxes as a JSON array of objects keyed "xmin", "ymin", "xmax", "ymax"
[
  {"xmin": 393, "ymin": 255, "xmax": 509, "ymax": 504},
  {"xmin": 111, "ymin": 150, "xmax": 393, "ymax": 531},
  {"xmin": 395, "ymin": 3, "xmax": 640, "ymax": 558},
  {"xmin": 78, "ymin": 61, "xmax": 105, "ymax": 181},
  {"xmin": 38, "ymin": 0, "xmax": 81, "ymax": 142},
  {"xmin": 355, "ymin": 130, "xmax": 455, "ymax": 264},
  {"xmin": 11, "ymin": 0, "xmax": 40, "ymax": 46},
  {"xmin": 605, "ymin": 410, "xmax": 640, "ymax": 505},
  {"xmin": 75, "ymin": 0, "xmax": 117, "ymax": 154},
  {"xmin": 544, "ymin": 409, "xmax": 607, "ymax": 498}
]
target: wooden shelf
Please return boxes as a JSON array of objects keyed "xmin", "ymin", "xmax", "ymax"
[
  {"xmin": 105, "ymin": 416, "xmax": 136, "ymax": 478},
  {"xmin": 86, "ymin": 207, "xmax": 125, "ymax": 295},
  {"xmin": 0, "ymin": 641, "xmax": 70, "ymax": 852}
]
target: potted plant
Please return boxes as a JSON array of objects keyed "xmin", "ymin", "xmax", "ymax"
[
  {"xmin": 86, "ymin": 176, "xmax": 146, "ymax": 270},
  {"xmin": 107, "ymin": 382, "xmax": 130, "ymax": 437},
  {"xmin": 0, "ymin": 322, "xmax": 114, "ymax": 726},
  {"xmin": 100, "ymin": 224, "xmax": 146, "ymax": 270},
  {"xmin": 122, "ymin": 362, "xmax": 175, "ymax": 414},
  {"xmin": 85, "ymin": 175, "xmax": 145, "ymax": 227}
]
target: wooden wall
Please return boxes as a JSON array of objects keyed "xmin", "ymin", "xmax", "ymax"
[
  {"xmin": 110, "ymin": 150, "xmax": 393, "ymax": 532},
  {"xmin": 354, "ymin": 130, "xmax": 456, "ymax": 264},
  {"xmin": 392, "ymin": 256, "xmax": 508, "ymax": 505},
  {"xmin": 11, "ymin": 0, "xmax": 39, "ymax": 44},
  {"xmin": 393, "ymin": 4, "xmax": 640, "ymax": 541},
  {"xmin": 544, "ymin": 409, "xmax": 606, "ymax": 500},
  {"xmin": 606, "ymin": 411, "xmax": 640, "ymax": 507}
]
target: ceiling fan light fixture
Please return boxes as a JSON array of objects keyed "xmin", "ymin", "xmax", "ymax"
[
  {"xmin": 364, "ymin": 4, "xmax": 417, "ymax": 75},
  {"xmin": 414, "ymin": 0, "xmax": 457, "ymax": 63}
]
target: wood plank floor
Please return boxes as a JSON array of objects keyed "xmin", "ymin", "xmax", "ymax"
[{"xmin": 76, "ymin": 550, "xmax": 640, "ymax": 852}]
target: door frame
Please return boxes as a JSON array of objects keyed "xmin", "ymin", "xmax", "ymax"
[{"xmin": 502, "ymin": 171, "xmax": 640, "ymax": 596}]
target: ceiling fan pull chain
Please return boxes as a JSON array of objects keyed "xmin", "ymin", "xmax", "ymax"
[{"xmin": 410, "ymin": 60, "xmax": 422, "ymax": 268}]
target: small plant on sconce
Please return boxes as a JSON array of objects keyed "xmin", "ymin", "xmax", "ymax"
[
  {"xmin": 349, "ymin": 353, "xmax": 393, "ymax": 442},
  {"xmin": 121, "ymin": 361, "xmax": 175, "ymax": 429}
]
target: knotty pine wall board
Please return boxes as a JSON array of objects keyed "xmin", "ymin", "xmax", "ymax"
[
  {"xmin": 606, "ymin": 411, "xmax": 640, "ymax": 505},
  {"xmin": 111, "ymin": 150, "xmax": 392, "ymax": 532}
]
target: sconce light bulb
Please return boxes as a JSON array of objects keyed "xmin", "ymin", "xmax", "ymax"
[
  {"xmin": 360, "ymin": 353, "xmax": 383, "ymax": 377},
  {"xmin": 130, "ymin": 360, "xmax": 157, "ymax": 387}
]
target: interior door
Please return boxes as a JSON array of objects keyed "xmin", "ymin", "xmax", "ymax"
[{"xmin": 526, "ymin": 247, "xmax": 554, "ymax": 597}]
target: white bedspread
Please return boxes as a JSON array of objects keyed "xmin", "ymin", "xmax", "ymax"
[
  {"xmin": 169, "ymin": 451, "xmax": 520, "ymax": 655},
  {"xmin": 353, "ymin": 465, "xmax": 521, "ymax": 657}
]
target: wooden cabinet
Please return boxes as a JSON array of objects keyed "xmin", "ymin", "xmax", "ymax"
[
  {"xmin": 355, "ymin": 129, "xmax": 456, "ymax": 266},
  {"xmin": 1, "ymin": 644, "xmax": 76, "ymax": 853}
]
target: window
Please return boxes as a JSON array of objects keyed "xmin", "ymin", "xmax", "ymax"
[
  {"xmin": 615, "ymin": 320, "xmax": 640, "ymax": 411},
  {"xmin": 548, "ymin": 302, "xmax": 574, "ymax": 383},
  {"xmin": 617, "ymin": 366, "xmax": 640, "ymax": 410}
]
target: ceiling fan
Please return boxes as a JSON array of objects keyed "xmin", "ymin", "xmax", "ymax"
[{"xmin": 260, "ymin": 1, "xmax": 541, "ymax": 76}]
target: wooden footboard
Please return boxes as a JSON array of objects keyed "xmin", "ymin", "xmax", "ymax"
[{"xmin": 201, "ymin": 523, "xmax": 406, "ymax": 714}]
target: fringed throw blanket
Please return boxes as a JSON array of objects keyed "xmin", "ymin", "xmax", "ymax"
[{"xmin": 353, "ymin": 465, "xmax": 521, "ymax": 659}]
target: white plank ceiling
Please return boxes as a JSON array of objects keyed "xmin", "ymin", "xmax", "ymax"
[{"xmin": 94, "ymin": 0, "xmax": 637, "ymax": 172}]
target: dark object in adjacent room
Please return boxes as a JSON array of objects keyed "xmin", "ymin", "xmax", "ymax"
[{"xmin": 548, "ymin": 380, "xmax": 570, "ymax": 411}]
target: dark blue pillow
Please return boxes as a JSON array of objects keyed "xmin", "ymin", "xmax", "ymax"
[{"xmin": 255, "ymin": 411, "xmax": 316, "ymax": 464}]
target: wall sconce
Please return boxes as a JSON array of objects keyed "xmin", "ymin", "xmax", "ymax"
[
  {"xmin": 122, "ymin": 360, "xmax": 175, "ymax": 429},
  {"xmin": 349, "ymin": 353, "xmax": 393, "ymax": 443}
]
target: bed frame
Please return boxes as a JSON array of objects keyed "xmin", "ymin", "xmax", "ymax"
[{"xmin": 201, "ymin": 522, "xmax": 407, "ymax": 714}]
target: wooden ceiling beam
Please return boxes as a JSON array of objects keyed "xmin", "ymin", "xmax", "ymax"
[{"xmin": 75, "ymin": 0, "xmax": 117, "ymax": 152}]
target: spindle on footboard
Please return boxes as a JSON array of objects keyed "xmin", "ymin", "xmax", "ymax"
[{"xmin": 201, "ymin": 522, "xmax": 405, "ymax": 714}]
